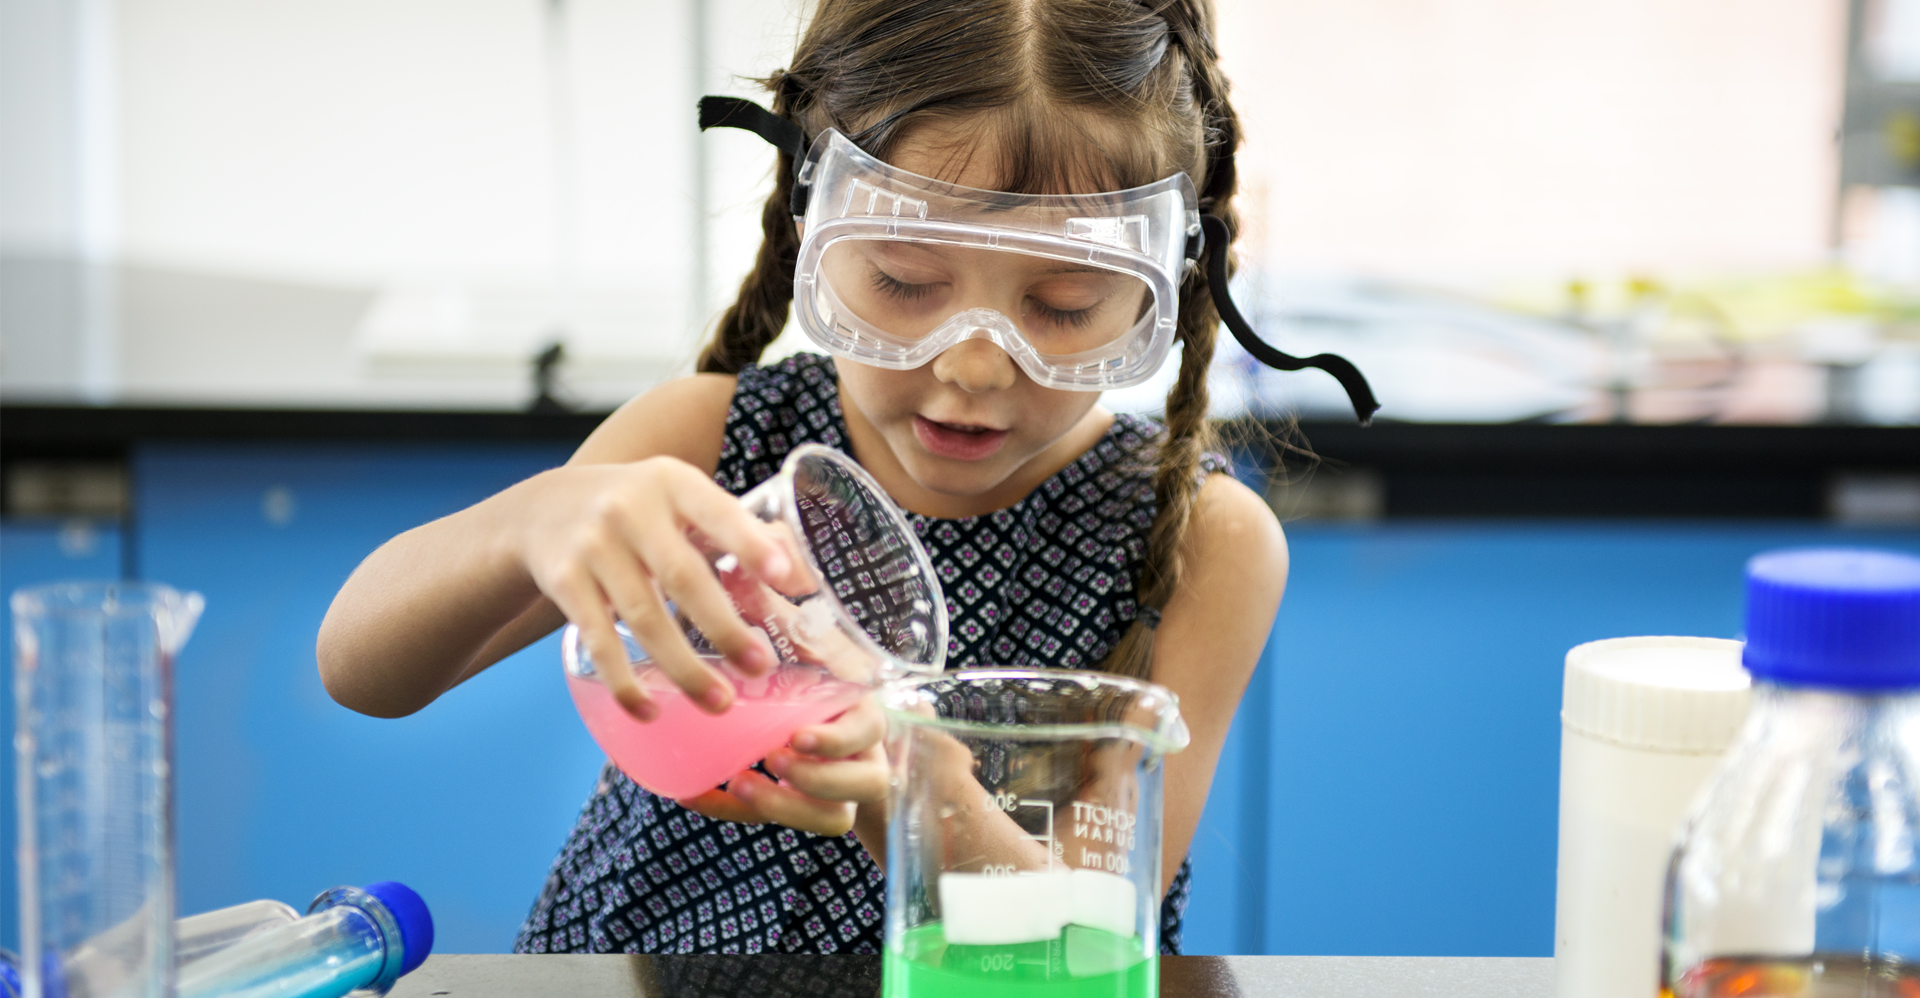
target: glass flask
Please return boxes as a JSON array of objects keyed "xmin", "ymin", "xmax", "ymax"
[
  {"xmin": 563, "ymin": 443, "xmax": 947, "ymax": 799},
  {"xmin": 1662, "ymin": 548, "xmax": 1920, "ymax": 998},
  {"xmin": 12, "ymin": 580, "xmax": 203, "ymax": 998},
  {"xmin": 880, "ymin": 669, "xmax": 1190, "ymax": 998}
]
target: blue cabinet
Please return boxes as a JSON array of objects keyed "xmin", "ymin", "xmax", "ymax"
[
  {"xmin": 1181, "ymin": 522, "xmax": 1920, "ymax": 956},
  {"xmin": 130, "ymin": 442, "xmax": 603, "ymax": 953},
  {"xmin": 7, "ymin": 441, "xmax": 1918, "ymax": 958}
]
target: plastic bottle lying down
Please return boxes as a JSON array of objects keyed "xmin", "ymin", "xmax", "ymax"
[
  {"xmin": 176, "ymin": 899, "xmax": 302, "ymax": 968},
  {"xmin": 175, "ymin": 882, "xmax": 434, "ymax": 998},
  {"xmin": 0, "ymin": 885, "xmax": 430, "ymax": 998}
]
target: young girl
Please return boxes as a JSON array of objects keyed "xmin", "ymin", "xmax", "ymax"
[{"xmin": 319, "ymin": 0, "xmax": 1371, "ymax": 957}]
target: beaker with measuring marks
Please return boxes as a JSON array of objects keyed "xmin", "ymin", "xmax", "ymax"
[
  {"xmin": 881, "ymin": 669, "xmax": 1190, "ymax": 998},
  {"xmin": 12, "ymin": 581, "xmax": 204, "ymax": 998},
  {"xmin": 563, "ymin": 443, "xmax": 947, "ymax": 799}
]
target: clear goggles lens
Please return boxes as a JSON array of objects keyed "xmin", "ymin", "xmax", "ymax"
[{"xmin": 815, "ymin": 239, "xmax": 1154, "ymax": 358}]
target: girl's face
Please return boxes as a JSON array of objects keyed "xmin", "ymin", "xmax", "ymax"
[{"xmin": 829, "ymin": 130, "xmax": 1124, "ymax": 515}]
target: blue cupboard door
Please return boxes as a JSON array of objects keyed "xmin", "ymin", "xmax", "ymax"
[
  {"xmin": 0, "ymin": 519, "xmax": 126, "ymax": 953},
  {"xmin": 134, "ymin": 442, "xmax": 605, "ymax": 953},
  {"xmin": 1182, "ymin": 522, "xmax": 1920, "ymax": 958}
]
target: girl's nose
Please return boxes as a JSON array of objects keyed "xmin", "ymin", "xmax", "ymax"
[{"xmin": 930, "ymin": 339, "xmax": 1017, "ymax": 393}]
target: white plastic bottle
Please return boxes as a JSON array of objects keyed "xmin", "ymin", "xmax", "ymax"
[
  {"xmin": 1662, "ymin": 548, "xmax": 1920, "ymax": 997},
  {"xmin": 1556, "ymin": 636, "xmax": 1751, "ymax": 998}
]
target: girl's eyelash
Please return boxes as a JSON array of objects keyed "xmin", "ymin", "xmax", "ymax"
[
  {"xmin": 869, "ymin": 264, "xmax": 1097, "ymax": 328},
  {"xmin": 1029, "ymin": 299, "xmax": 1097, "ymax": 329},
  {"xmin": 869, "ymin": 268, "xmax": 935, "ymax": 301}
]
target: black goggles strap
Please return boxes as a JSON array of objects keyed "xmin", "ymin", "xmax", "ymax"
[
  {"xmin": 698, "ymin": 95, "xmax": 805, "ymax": 158},
  {"xmin": 1201, "ymin": 215, "xmax": 1380, "ymax": 424},
  {"xmin": 699, "ymin": 96, "xmax": 815, "ymax": 217}
]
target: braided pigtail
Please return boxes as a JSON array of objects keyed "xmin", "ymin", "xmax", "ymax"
[
  {"xmin": 1101, "ymin": 0, "xmax": 1239, "ymax": 680},
  {"xmin": 695, "ymin": 75, "xmax": 806, "ymax": 375}
]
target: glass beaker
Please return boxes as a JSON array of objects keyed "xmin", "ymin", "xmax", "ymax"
[
  {"xmin": 12, "ymin": 581, "xmax": 203, "ymax": 998},
  {"xmin": 880, "ymin": 669, "xmax": 1190, "ymax": 998},
  {"xmin": 563, "ymin": 443, "xmax": 947, "ymax": 799}
]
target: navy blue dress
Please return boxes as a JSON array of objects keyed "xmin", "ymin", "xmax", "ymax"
[{"xmin": 515, "ymin": 353, "xmax": 1218, "ymax": 956}]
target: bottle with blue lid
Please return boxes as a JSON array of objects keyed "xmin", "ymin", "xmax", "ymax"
[
  {"xmin": 1661, "ymin": 548, "xmax": 1920, "ymax": 998},
  {"xmin": 174, "ymin": 881, "xmax": 434, "ymax": 998}
]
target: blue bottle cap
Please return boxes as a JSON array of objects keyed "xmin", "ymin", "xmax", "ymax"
[
  {"xmin": 362, "ymin": 881, "xmax": 435, "ymax": 976},
  {"xmin": 0, "ymin": 948, "xmax": 20, "ymax": 998},
  {"xmin": 1744, "ymin": 548, "xmax": 1920, "ymax": 690}
]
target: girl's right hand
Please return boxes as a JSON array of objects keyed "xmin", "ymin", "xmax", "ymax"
[{"xmin": 513, "ymin": 456, "xmax": 810, "ymax": 721}]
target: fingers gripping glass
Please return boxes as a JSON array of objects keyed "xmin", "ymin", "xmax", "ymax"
[
  {"xmin": 699, "ymin": 96, "xmax": 1382, "ymax": 421},
  {"xmin": 561, "ymin": 444, "xmax": 947, "ymax": 799}
]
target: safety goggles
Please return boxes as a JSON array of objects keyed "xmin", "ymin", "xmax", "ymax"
[
  {"xmin": 792, "ymin": 128, "xmax": 1192, "ymax": 390},
  {"xmin": 701, "ymin": 97, "xmax": 1380, "ymax": 419}
]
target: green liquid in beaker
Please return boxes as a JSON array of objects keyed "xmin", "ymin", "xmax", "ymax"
[{"xmin": 883, "ymin": 923, "xmax": 1156, "ymax": 998}]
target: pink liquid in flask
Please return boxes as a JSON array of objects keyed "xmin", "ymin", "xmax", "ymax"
[{"xmin": 566, "ymin": 655, "xmax": 867, "ymax": 800}]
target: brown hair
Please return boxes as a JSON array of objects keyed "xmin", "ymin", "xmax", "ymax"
[{"xmin": 699, "ymin": 0, "xmax": 1243, "ymax": 680}]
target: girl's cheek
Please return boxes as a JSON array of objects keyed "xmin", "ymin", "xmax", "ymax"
[{"xmin": 839, "ymin": 362, "xmax": 923, "ymax": 421}]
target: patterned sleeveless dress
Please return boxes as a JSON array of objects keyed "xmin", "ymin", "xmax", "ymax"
[{"xmin": 514, "ymin": 353, "xmax": 1223, "ymax": 957}]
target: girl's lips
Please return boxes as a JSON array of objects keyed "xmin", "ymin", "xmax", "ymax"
[{"xmin": 913, "ymin": 415, "xmax": 1010, "ymax": 461}]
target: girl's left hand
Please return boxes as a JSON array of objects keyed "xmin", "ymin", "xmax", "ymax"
[{"xmin": 676, "ymin": 696, "xmax": 888, "ymax": 838}]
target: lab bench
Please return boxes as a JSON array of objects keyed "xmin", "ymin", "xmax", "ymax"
[
  {"xmin": 2, "ymin": 406, "xmax": 1917, "ymax": 959},
  {"xmin": 386, "ymin": 953, "xmax": 1554, "ymax": 998}
]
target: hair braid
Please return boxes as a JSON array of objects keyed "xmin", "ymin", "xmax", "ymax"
[
  {"xmin": 696, "ymin": 75, "xmax": 806, "ymax": 375},
  {"xmin": 1100, "ymin": 0, "xmax": 1239, "ymax": 680}
]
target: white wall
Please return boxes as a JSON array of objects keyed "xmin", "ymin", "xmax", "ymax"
[
  {"xmin": 1, "ymin": 0, "xmax": 117, "ymax": 258},
  {"xmin": 113, "ymin": 0, "xmax": 685, "ymax": 283},
  {"xmin": 101, "ymin": 0, "xmax": 1849, "ymax": 285},
  {"xmin": 1218, "ymin": 0, "xmax": 1847, "ymax": 282},
  {"xmin": 1, "ymin": 0, "xmax": 1856, "ymax": 404}
]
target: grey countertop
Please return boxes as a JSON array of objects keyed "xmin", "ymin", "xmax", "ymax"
[{"xmin": 387, "ymin": 953, "xmax": 1554, "ymax": 998}]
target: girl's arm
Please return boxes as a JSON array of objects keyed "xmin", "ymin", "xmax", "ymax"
[
  {"xmin": 321, "ymin": 372, "xmax": 888, "ymax": 839},
  {"xmin": 1148, "ymin": 473, "xmax": 1289, "ymax": 898},
  {"xmin": 316, "ymin": 374, "xmax": 754, "ymax": 718}
]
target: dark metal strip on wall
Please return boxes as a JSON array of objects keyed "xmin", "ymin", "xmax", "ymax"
[{"xmin": 4, "ymin": 405, "xmax": 1917, "ymax": 519}]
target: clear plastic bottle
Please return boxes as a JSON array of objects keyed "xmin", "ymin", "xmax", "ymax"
[
  {"xmin": 175, "ymin": 899, "xmax": 301, "ymax": 967},
  {"xmin": 1662, "ymin": 548, "xmax": 1920, "ymax": 998},
  {"xmin": 174, "ymin": 882, "xmax": 433, "ymax": 998},
  {"xmin": 2, "ymin": 901, "xmax": 300, "ymax": 991}
]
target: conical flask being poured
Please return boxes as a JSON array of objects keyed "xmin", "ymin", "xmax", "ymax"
[
  {"xmin": 562, "ymin": 443, "xmax": 947, "ymax": 799},
  {"xmin": 12, "ymin": 581, "xmax": 204, "ymax": 998}
]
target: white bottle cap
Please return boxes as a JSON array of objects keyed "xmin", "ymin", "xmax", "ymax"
[{"xmin": 1562, "ymin": 635, "xmax": 1751, "ymax": 754}]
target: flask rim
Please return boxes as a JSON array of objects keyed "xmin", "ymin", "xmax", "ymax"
[{"xmin": 771, "ymin": 443, "xmax": 948, "ymax": 678}]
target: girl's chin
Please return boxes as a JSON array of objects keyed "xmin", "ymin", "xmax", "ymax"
[
  {"xmin": 903, "ymin": 459, "xmax": 1008, "ymax": 498},
  {"xmin": 894, "ymin": 443, "xmax": 1017, "ymax": 499}
]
